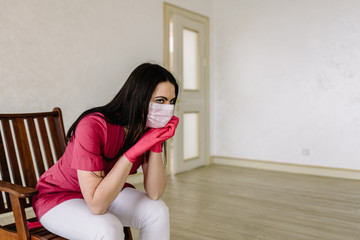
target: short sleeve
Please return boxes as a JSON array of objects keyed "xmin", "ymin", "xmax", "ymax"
[{"xmin": 71, "ymin": 114, "xmax": 107, "ymax": 171}]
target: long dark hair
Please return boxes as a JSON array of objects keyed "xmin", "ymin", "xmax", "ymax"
[{"xmin": 67, "ymin": 63, "xmax": 179, "ymax": 162}]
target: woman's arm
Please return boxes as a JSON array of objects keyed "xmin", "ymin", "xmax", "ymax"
[
  {"xmin": 142, "ymin": 116, "xmax": 179, "ymax": 200},
  {"xmin": 78, "ymin": 155, "xmax": 133, "ymax": 215},
  {"xmin": 142, "ymin": 151, "xmax": 167, "ymax": 200},
  {"xmin": 78, "ymin": 127, "xmax": 170, "ymax": 214}
]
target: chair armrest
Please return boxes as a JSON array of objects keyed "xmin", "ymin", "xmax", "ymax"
[{"xmin": 0, "ymin": 180, "xmax": 38, "ymax": 198}]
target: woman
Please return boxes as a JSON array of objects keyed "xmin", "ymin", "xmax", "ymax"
[{"xmin": 32, "ymin": 63, "xmax": 179, "ymax": 240}]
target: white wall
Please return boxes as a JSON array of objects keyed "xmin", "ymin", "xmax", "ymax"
[
  {"xmin": 2, "ymin": 0, "xmax": 359, "ymax": 171},
  {"xmin": 211, "ymin": 0, "xmax": 360, "ymax": 170},
  {"xmin": 0, "ymin": 0, "xmax": 212, "ymax": 130}
]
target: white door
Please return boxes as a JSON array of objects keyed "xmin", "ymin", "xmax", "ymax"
[{"xmin": 164, "ymin": 3, "xmax": 210, "ymax": 174}]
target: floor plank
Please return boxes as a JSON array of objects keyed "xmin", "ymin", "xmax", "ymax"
[{"xmin": 133, "ymin": 164, "xmax": 360, "ymax": 240}]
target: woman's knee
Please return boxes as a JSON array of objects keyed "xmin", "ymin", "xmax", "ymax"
[
  {"xmin": 156, "ymin": 200, "xmax": 169, "ymax": 220},
  {"xmin": 144, "ymin": 199, "xmax": 169, "ymax": 224},
  {"xmin": 92, "ymin": 213, "xmax": 125, "ymax": 239}
]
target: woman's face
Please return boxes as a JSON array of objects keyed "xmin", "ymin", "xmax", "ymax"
[{"xmin": 150, "ymin": 81, "xmax": 176, "ymax": 105}]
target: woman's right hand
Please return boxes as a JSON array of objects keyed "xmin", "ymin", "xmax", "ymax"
[{"xmin": 124, "ymin": 116, "xmax": 179, "ymax": 162}]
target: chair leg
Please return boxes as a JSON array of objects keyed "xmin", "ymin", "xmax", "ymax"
[
  {"xmin": 124, "ymin": 226, "xmax": 132, "ymax": 240},
  {"xmin": 9, "ymin": 195, "xmax": 30, "ymax": 240}
]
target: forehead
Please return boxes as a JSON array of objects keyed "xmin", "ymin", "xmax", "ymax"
[{"xmin": 152, "ymin": 82, "xmax": 175, "ymax": 97}]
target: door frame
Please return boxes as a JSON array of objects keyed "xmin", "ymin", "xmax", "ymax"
[{"xmin": 164, "ymin": 2, "xmax": 210, "ymax": 174}]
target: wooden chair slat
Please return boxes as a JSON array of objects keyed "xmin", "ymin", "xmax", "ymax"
[
  {"xmin": 27, "ymin": 118, "xmax": 46, "ymax": 176},
  {"xmin": 46, "ymin": 116, "xmax": 63, "ymax": 160},
  {"xmin": 0, "ymin": 129, "xmax": 11, "ymax": 182},
  {"xmin": 52, "ymin": 108, "xmax": 67, "ymax": 155},
  {"xmin": 0, "ymin": 138, "xmax": 12, "ymax": 212},
  {"xmin": 0, "ymin": 191, "xmax": 5, "ymax": 212},
  {"xmin": 1, "ymin": 192, "xmax": 12, "ymax": 214},
  {"xmin": 0, "ymin": 128, "xmax": 12, "ymax": 213},
  {"xmin": 1, "ymin": 119, "xmax": 22, "ymax": 185},
  {"xmin": 12, "ymin": 118, "xmax": 37, "ymax": 188},
  {"xmin": 37, "ymin": 117, "xmax": 55, "ymax": 168}
]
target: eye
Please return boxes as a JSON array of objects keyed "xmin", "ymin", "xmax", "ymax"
[
  {"xmin": 170, "ymin": 99, "xmax": 176, "ymax": 105},
  {"xmin": 156, "ymin": 99, "xmax": 164, "ymax": 104}
]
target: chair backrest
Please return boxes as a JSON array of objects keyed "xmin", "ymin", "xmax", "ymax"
[{"xmin": 0, "ymin": 108, "xmax": 66, "ymax": 214}]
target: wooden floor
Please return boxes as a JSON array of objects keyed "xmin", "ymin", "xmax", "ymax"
[
  {"xmin": 132, "ymin": 164, "xmax": 360, "ymax": 240},
  {"xmin": 1, "ymin": 164, "xmax": 360, "ymax": 239}
]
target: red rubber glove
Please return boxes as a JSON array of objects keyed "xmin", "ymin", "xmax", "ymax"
[
  {"xmin": 124, "ymin": 128, "xmax": 168, "ymax": 163},
  {"xmin": 161, "ymin": 115, "xmax": 179, "ymax": 139},
  {"xmin": 150, "ymin": 142, "xmax": 163, "ymax": 153},
  {"xmin": 150, "ymin": 116, "xmax": 179, "ymax": 153}
]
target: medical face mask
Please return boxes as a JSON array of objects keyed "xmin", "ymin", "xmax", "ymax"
[{"xmin": 146, "ymin": 103, "xmax": 174, "ymax": 128}]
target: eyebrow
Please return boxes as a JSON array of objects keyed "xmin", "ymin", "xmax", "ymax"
[{"xmin": 155, "ymin": 96, "xmax": 176, "ymax": 101}]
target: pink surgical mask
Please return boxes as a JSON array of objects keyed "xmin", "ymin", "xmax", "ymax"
[{"xmin": 146, "ymin": 103, "xmax": 174, "ymax": 128}]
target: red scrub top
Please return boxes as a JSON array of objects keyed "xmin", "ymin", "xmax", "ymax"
[{"xmin": 32, "ymin": 113, "xmax": 143, "ymax": 220}]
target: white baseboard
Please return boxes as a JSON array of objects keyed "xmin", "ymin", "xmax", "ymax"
[{"xmin": 211, "ymin": 156, "xmax": 360, "ymax": 180}]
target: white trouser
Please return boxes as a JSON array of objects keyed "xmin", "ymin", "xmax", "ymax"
[{"xmin": 39, "ymin": 188, "xmax": 170, "ymax": 240}]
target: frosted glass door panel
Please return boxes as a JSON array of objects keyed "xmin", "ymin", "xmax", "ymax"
[
  {"xmin": 183, "ymin": 112, "xmax": 199, "ymax": 160},
  {"xmin": 183, "ymin": 29, "xmax": 199, "ymax": 91}
]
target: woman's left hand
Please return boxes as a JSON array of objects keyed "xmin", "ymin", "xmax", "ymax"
[
  {"xmin": 160, "ymin": 115, "xmax": 179, "ymax": 139},
  {"xmin": 150, "ymin": 116, "xmax": 179, "ymax": 153}
]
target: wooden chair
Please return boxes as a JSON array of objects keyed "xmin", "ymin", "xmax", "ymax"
[{"xmin": 0, "ymin": 108, "xmax": 132, "ymax": 240}]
